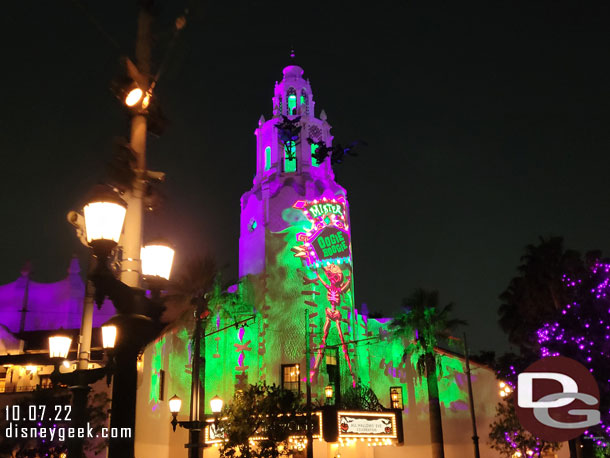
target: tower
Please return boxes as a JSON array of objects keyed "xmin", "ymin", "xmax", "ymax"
[
  {"xmin": 238, "ymin": 63, "xmax": 358, "ymax": 389},
  {"xmin": 239, "ymin": 63, "xmax": 345, "ymax": 276}
]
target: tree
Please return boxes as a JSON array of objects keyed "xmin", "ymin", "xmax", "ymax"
[
  {"xmin": 489, "ymin": 396, "xmax": 560, "ymax": 457},
  {"xmin": 536, "ymin": 259, "xmax": 610, "ymax": 453},
  {"xmin": 498, "ymin": 236, "xmax": 586, "ymax": 352},
  {"xmin": 217, "ymin": 383, "xmax": 306, "ymax": 458},
  {"xmin": 340, "ymin": 382, "xmax": 384, "ymax": 411},
  {"xmin": 391, "ymin": 288, "xmax": 466, "ymax": 458}
]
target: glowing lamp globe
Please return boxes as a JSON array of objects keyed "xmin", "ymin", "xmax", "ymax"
[
  {"xmin": 325, "ymin": 385, "xmax": 334, "ymax": 399},
  {"xmin": 210, "ymin": 395, "xmax": 223, "ymax": 414},
  {"xmin": 125, "ymin": 87, "xmax": 144, "ymax": 107},
  {"xmin": 141, "ymin": 242, "xmax": 175, "ymax": 281},
  {"xmin": 101, "ymin": 324, "xmax": 117, "ymax": 349},
  {"xmin": 168, "ymin": 395, "xmax": 182, "ymax": 415},
  {"xmin": 83, "ymin": 185, "xmax": 127, "ymax": 257},
  {"xmin": 49, "ymin": 334, "xmax": 72, "ymax": 360}
]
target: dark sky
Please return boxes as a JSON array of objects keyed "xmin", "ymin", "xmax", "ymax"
[{"xmin": 2, "ymin": 1, "xmax": 610, "ymax": 354}]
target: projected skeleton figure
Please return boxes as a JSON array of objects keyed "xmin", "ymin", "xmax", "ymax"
[{"xmin": 313, "ymin": 263, "xmax": 356, "ymax": 386}]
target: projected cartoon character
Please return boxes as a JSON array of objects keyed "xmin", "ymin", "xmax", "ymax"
[{"xmin": 312, "ymin": 263, "xmax": 356, "ymax": 386}]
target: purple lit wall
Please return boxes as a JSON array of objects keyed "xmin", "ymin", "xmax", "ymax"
[{"xmin": 0, "ymin": 257, "xmax": 115, "ymax": 335}]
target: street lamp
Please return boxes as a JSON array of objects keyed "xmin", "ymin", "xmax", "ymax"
[
  {"xmin": 210, "ymin": 395, "xmax": 223, "ymax": 415},
  {"xmin": 169, "ymin": 394, "xmax": 182, "ymax": 431},
  {"xmin": 101, "ymin": 323, "xmax": 117, "ymax": 350},
  {"xmin": 141, "ymin": 241, "xmax": 175, "ymax": 281},
  {"xmin": 83, "ymin": 185, "xmax": 127, "ymax": 259},
  {"xmin": 125, "ymin": 86, "xmax": 144, "ymax": 107},
  {"xmin": 49, "ymin": 332, "xmax": 72, "ymax": 360},
  {"xmin": 325, "ymin": 385, "xmax": 334, "ymax": 403}
]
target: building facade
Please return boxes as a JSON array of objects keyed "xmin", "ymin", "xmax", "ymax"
[{"xmin": 134, "ymin": 63, "xmax": 567, "ymax": 458}]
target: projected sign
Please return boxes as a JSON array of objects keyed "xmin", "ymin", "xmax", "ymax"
[
  {"xmin": 292, "ymin": 196, "xmax": 351, "ymax": 267},
  {"xmin": 312, "ymin": 227, "xmax": 350, "ymax": 262}
]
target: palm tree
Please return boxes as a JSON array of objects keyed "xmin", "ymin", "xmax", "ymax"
[
  {"xmin": 391, "ymin": 289, "xmax": 466, "ymax": 458},
  {"xmin": 498, "ymin": 236, "xmax": 587, "ymax": 352}
]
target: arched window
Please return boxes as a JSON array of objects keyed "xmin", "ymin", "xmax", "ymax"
[
  {"xmin": 287, "ymin": 88, "xmax": 297, "ymax": 115},
  {"xmin": 264, "ymin": 146, "xmax": 271, "ymax": 171},
  {"xmin": 284, "ymin": 141, "xmax": 296, "ymax": 172},
  {"xmin": 300, "ymin": 89, "xmax": 308, "ymax": 115},
  {"xmin": 311, "ymin": 143, "xmax": 320, "ymax": 167}
]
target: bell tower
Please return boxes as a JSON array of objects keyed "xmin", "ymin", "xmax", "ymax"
[
  {"xmin": 238, "ymin": 61, "xmax": 358, "ymax": 388},
  {"xmin": 239, "ymin": 62, "xmax": 346, "ymax": 277}
]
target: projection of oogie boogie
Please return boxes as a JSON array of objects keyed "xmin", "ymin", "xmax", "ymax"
[
  {"xmin": 314, "ymin": 263, "xmax": 355, "ymax": 385},
  {"xmin": 515, "ymin": 356, "xmax": 601, "ymax": 442},
  {"xmin": 292, "ymin": 197, "xmax": 357, "ymax": 386}
]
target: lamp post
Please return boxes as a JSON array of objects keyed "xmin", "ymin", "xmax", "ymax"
[
  {"xmin": 68, "ymin": 183, "xmax": 174, "ymax": 458},
  {"xmin": 462, "ymin": 333, "xmax": 481, "ymax": 458},
  {"xmin": 169, "ymin": 394, "xmax": 224, "ymax": 457},
  {"xmin": 54, "ymin": 186, "xmax": 128, "ymax": 458}
]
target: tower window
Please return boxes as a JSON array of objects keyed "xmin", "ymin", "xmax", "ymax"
[
  {"xmin": 282, "ymin": 364, "xmax": 300, "ymax": 393},
  {"xmin": 284, "ymin": 141, "xmax": 296, "ymax": 172},
  {"xmin": 264, "ymin": 146, "xmax": 271, "ymax": 171},
  {"xmin": 287, "ymin": 88, "xmax": 297, "ymax": 115},
  {"xmin": 311, "ymin": 143, "xmax": 320, "ymax": 167},
  {"xmin": 300, "ymin": 90, "xmax": 308, "ymax": 115}
]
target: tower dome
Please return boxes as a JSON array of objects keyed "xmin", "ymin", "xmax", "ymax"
[{"xmin": 273, "ymin": 64, "xmax": 315, "ymax": 118}]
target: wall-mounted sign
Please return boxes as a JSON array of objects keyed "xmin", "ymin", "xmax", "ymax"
[
  {"xmin": 337, "ymin": 412, "xmax": 397, "ymax": 438},
  {"xmin": 204, "ymin": 412, "xmax": 322, "ymax": 444},
  {"xmin": 206, "ymin": 423, "xmax": 225, "ymax": 443}
]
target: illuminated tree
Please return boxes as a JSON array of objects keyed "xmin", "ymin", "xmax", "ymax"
[
  {"xmin": 217, "ymin": 383, "xmax": 306, "ymax": 458},
  {"xmin": 536, "ymin": 260, "xmax": 610, "ymax": 451},
  {"xmin": 391, "ymin": 288, "xmax": 466, "ymax": 458},
  {"xmin": 489, "ymin": 397, "xmax": 560, "ymax": 458}
]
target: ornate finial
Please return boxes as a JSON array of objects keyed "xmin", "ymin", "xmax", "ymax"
[
  {"xmin": 290, "ymin": 49, "xmax": 295, "ymax": 60},
  {"xmin": 21, "ymin": 261, "xmax": 31, "ymax": 277}
]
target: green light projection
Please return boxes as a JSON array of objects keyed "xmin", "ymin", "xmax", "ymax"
[
  {"xmin": 149, "ymin": 336, "xmax": 166, "ymax": 410},
  {"xmin": 288, "ymin": 94, "xmax": 297, "ymax": 113},
  {"xmin": 166, "ymin": 199, "xmax": 471, "ymax": 417},
  {"xmin": 311, "ymin": 144, "xmax": 319, "ymax": 166},
  {"xmin": 264, "ymin": 146, "xmax": 271, "ymax": 171}
]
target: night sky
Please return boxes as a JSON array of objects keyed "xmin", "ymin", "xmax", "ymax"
[{"xmin": 2, "ymin": 2, "xmax": 610, "ymax": 354}]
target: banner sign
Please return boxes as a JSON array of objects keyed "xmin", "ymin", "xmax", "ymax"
[{"xmin": 337, "ymin": 412, "xmax": 397, "ymax": 438}]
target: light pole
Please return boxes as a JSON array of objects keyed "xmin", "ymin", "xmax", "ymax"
[
  {"xmin": 462, "ymin": 333, "xmax": 480, "ymax": 458},
  {"xmin": 68, "ymin": 183, "xmax": 175, "ymax": 458},
  {"xmin": 169, "ymin": 393, "xmax": 224, "ymax": 457}
]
